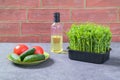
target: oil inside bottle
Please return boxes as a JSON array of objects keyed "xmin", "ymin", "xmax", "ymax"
[{"xmin": 51, "ymin": 35, "xmax": 63, "ymax": 53}]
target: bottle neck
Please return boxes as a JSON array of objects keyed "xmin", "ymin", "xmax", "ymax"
[
  {"xmin": 54, "ymin": 12, "xmax": 60, "ymax": 23},
  {"xmin": 54, "ymin": 17, "xmax": 60, "ymax": 23}
]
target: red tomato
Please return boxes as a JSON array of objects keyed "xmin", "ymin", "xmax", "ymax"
[
  {"xmin": 33, "ymin": 46, "xmax": 44, "ymax": 54},
  {"xmin": 14, "ymin": 44, "xmax": 28, "ymax": 55}
]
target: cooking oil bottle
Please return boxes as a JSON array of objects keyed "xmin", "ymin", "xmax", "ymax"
[{"xmin": 51, "ymin": 12, "xmax": 63, "ymax": 53}]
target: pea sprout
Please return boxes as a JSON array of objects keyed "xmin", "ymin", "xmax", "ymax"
[{"xmin": 67, "ymin": 22, "xmax": 112, "ymax": 54}]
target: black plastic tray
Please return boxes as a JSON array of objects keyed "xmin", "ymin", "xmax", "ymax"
[{"xmin": 68, "ymin": 50, "xmax": 110, "ymax": 64}]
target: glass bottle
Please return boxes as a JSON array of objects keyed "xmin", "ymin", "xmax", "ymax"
[{"xmin": 51, "ymin": 12, "xmax": 63, "ymax": 53}]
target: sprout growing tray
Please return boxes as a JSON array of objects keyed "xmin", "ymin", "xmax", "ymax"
[{"xmin": 68, "ymin": 50, "xmax": 110, "ymax": 64}]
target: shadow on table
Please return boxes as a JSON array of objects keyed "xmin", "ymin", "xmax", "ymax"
[
  {"xmin": 12, "ymin": 58, "xmax": 54, "ymax": 69},
  {"xmin": 104, "ymin": 57, "xmax": 120, "ymax": 67}
]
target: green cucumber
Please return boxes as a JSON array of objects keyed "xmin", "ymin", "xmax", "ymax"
[
  {"xmin": 20, "ymin": 48, "xmax": 35, "ymax": 61},
  {"xmin": 10, "ymin": 53, "xmax": 21, "ymax": 62},
  {"xmin": 23, "ymin": 54, "xmax": 45, "ymax": 62}
]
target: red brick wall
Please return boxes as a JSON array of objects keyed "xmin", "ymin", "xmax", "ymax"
[{"xmin": 0, "ymin": 0, "xmax": 120, "ymax": 42}]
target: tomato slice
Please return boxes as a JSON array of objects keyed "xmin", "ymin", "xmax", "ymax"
[
  {"xmin": 14, "ymin": 44, "xmax": 29, "ymax": 55},
  {"xmin": 33, "ymin": 46, "xmax": 44, "ymax": 54}
]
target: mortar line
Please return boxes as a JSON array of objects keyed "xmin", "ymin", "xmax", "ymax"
[
  {"xmin": 0, "ymin": 6, "xmax": 120, "ymax": 10},
  {"xmin": 26, "ymin": 9, "xmax": 29, "ymax": 23},
  {"xmin": 0, "ymin": 34, "xmax": 19, "ymax": 37},
  {"xmin": 40, "ymin": 0, "xmax": 43, "ymax": 8},
  {"xmin": 19, "ymin": 22, "xmax": 22, "ymax": 36},
  {"xmin": 70, "ymin": 9, "xmax": 72, "ymax": 22},
  {"xmin": 84, "ymin": 0, "xmax": 86, "ymax": 9}
]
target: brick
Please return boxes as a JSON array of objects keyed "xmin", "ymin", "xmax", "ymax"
[
  {"xmin": 41, "ymin": 34, "xmax": 50, "ymax": 43},
  {"xmin": 110, "ymin": 23, "xmax": 120, "ymax": 35},
  {"xmin": 0, "ymin": 36, "xmax": 40, "ymax": 42},
  {"xmin": 0, "ymin": 9, "xmax": 26, "ymax": 21},
  {"xmin": 64, "ymin": 23, "xmax": 72, "ymax": 33},
  {"xmin": 0, "ymin": 0, "xmax": 39, "ymax": 8},
  {"xmin": 63, "ymin": 34, "xmax": 69, "ymax": 42},
  {"xmin": 0, "ymin": 23, "xmax": 20, "ymax": 35},
  {"xmin": 28, "ymin": 9, "xmax": 70, "ymax": 22},
  {"xmin": 86, "ymin": 0, "xmax": 120, "ymax": 7},
  {"xmin": 42, "ymin": 0, "xmax": 84, "ymax": 8},
  {"xmin": 22, "ymin": 23, "xmax": 51, "ymax": 35},
  {"xmin": 72, "ymin": 9, "xmax": 117, "ymax": 23},
  {"xmin": 112, "ymin": 35, "xmax": 120, "ymax": 42}
]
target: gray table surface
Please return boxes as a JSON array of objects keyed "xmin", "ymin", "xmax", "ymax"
[{"xmin": 0, "ymin": 43, "xmax": 120, "ymax": 80}]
